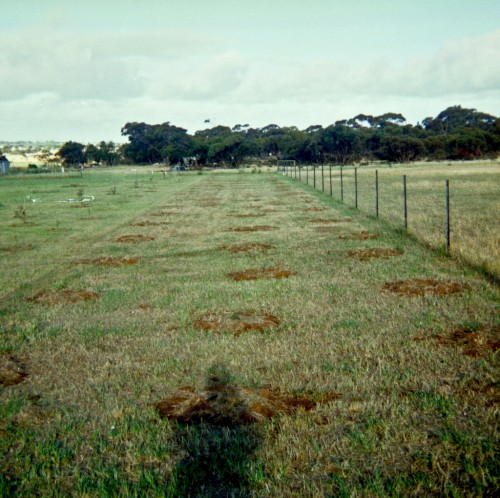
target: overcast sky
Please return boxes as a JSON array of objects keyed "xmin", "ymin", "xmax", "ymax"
[{"xmin": 1, "ymin": 0, "xmax": 499, "ymax": 142}]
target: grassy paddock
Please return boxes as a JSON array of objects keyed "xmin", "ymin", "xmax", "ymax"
[
  {"xmin": 291, "ymin": 161, "xmax": 500, "ymax": 278},
  {"xmin": 0, "ymin": 168, "xmax": 499, "ymax": 496}
]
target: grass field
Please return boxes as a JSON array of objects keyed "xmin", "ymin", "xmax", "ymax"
[
  {"xmin": 0, "ymin": 168, "xmax": 499, "ymax": 496},
  {"xmin": 290, "ymin": 161, "xmax": 500, "ymax": 278}
]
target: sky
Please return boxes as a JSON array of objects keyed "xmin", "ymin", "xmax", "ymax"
[{"xmin": 1, "ymin": 0, "xmax": 499, "ymax": 143}]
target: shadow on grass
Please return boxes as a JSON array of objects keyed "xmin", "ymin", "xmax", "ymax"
[{"xmin": 167, "ymin": 364, "xmax": 261, "ymax": 497}]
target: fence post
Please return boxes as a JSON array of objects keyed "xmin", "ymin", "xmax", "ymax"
[
  {"xmin": 299, "ymin": 165, "xmax": 301, "ymax": 182},
  {"xmin": 313, "ymin": 166, "xmax": 316, "ymax": 189},
  {"xmin": 375, "ymin": 169, "xmax": 379, "ymax": 217},
  {"xmin": 340, "ymin": 166, "xmax": 344, "ymax": 202},
  {"xmin": 329, "ymin": 165, "xmax": 332, "ymax": 196},
  {"xmin": 355, "ymin": 167, "xmax": 358, "ymax": 208},
  {"xmin": 446, "ymin": 179, "xmax": 450, "ymax": 251},
  {"xmin": 403, "ymin": 175, "xmax": 408, "ymax": 229},
  {"xmin": 322, "ymin": 165, "xmax": 324, "ymax": 192}
]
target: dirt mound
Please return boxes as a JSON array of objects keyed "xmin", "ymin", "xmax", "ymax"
[
  {"xmin": 0, "ymin": 354, "xmax": 29, "ymax": 386},
  {"xmin": 194, "ymin": 311, "xmax": 280, "ymax": 336},
  {"xmin": 416, "ymin": 324, "xmax": 499, "ymax": 357},
  {"xmin": 28, "ymin": 289, "xmax": 100, "ymax": 305},
  {"xmin": 132, "ymin": 221, "xmax": 169, "ymax": 227},
  {"xmin": 383, "ymin": 279, "xmax": 468, "ymax": 296},
  {"xmin": 344, "ymin": 248, "xmax": 404, "ymax": 261},
  {"xmin": 304, "ymin": 207, "xmax": 328, "ymax": 212},
  {"xmin": 155, "ymin": 381, "xmax": 340, "ymax": 425},
  {"xmin": 150, "ymin": 211, "xmax": 176, "ymax": 217},
  {"xmin": 115, "ymin": 234, "xmax": 155, "ymax": 243},
  {"xmin": 75, "ymin": 256, "xmax": 139, "ymax": 267},
  {"xmin": 338, "ymin": 231, "xmax": 378, "ymax": 240},
  {"xmin": 309, "ymin": 218, "xmax": 352, "ymax": 223},
  {"xmin": 232, "ymin": 213, "xmax": 265, "ymax": 218},
  {"xmin": 220, "ymin": 243, "xmax": 274, "ymax": 253},
  {"xmin": 229, "ymin": 226, "xmax": 275, "ymax": 232},
  {"xmin": 228, "ymin": 267, "xmax": 294, "ymax": 281}
]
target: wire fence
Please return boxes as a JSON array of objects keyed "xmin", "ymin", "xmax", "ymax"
[{"xmin": 280, "ymin": 163, "xmax": 500, "ymax": 278}]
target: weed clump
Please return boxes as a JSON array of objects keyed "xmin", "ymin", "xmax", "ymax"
[{"xmin": 228, "ymin": 267, "xmax": 295, "ymax": 281}]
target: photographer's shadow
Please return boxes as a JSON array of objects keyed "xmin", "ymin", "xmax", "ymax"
[{"xmin": 164, "ymin": 364, "xmax": 262, "ymax": 497}]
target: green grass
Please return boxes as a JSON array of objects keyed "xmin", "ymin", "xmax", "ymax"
[{"xmin": 0, "ymin": 167, "xmax": 499, "ymax": 496}]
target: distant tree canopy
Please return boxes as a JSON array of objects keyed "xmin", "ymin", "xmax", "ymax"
[{"xmin": 59, "ymin": 106, "xmax": 500, "ymax": 167}]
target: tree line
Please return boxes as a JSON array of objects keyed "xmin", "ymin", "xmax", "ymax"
[{"xmin": 57, "ymin": 106, "xmax": 500, "ymax": 167}]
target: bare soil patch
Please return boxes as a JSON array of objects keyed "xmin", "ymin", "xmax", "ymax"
[
  {"xmin": 383, "ymin": 279, "xmax": 468, "ymax": 297},
  {"xmin": 337, "ymin": 231, "xmax": 379, "ymax": 241},
  {"xmin": 304, "ymin": 207, "xmax": 328, "ymax": 212},
  {"xmin": 228, "ymin": 267, "xmax": 294, "ymax": 281},
  {"xmin": 220, "ymin": 243, "xmax": 274, "ymax": 253},
  {"xmin": 27, "ymin": 289, "xmax": 100, "ymax": 305},
  {"xmin": 415, "ymin": 324, "xmax": 499, "ymax": 357},
  {"xmin": 194, "ymin": 311, "xmax": 280, "ymax": 336},
  {"xmin": 155, "ymin": 381, "xmax": 340, "ymax": 425},
  {"xmin": 115, "ymin": 235, "xmax": 155, "ymax": 243},
  {"xmin": 75, "ymin": 256, "xmax": 139, "ymax": 267},
  {"xmin": 309, "ymin": 218, "xmax": 352, "ymax": 223},
  {"xmin": 344, "ymin": 248, "xmax": 404, "ymax": 261},
  {"xmin": 131, "ymin": 221, "xmax": 169, "ymax": 227},
  {"xmin": 232, "ymin": 213, "xmax": 265, "ymax": 218},
  {"xmin": 0, "ymin": 354, "xmax": 29, "ymax": 386},
  {"xmin": 150, "ymin": 211, "xmax": 176, "ymax": 217},
  {"xmin": 229, "ymin": 226, "xmax": 275, "ymax": 232},
  {"xmin": 0, "ymin": 243, "xmax": 35, "ymax": 253}
]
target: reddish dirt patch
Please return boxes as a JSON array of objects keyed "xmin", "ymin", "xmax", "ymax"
[
  {"xmin": 0, "ymin": 243, "xmax": 35, "ymax": 252},
  {"xmin": 132, "ymin": 221, "xmax": 169, "ymax": 227},
  {"xmin": 337, "ymin": 231, "xmax": 379, "ymax": 241},
  {"xmin": 115, "ymin": 235, "xmax": 155, "ymax": 243},
  {"xmin": 150, "ymin": 211, "xmax": 176, "ymax": 217},
  {"xmin": 155, "ymin": 380, "xmax": 341, "ymax": 425},
  {"xmin": 344, "ymin": 248, "xmax": 404, "ymax": 261},
  {"xmin": 232, "ymin": 213, "xmax": 265, "ymax": 218},
  {"xmin": 228, "ymin": 267, "xmax": 294, "ymax": 281},
  {"xmin": 383, "ymin": 279, "xmax": 468, "ymax": 297},
  {"xmin": 27, "ymin": 289, "xmax": 100, "ymax": 305},
  {"xmin": 309, "ymin": 218, "xmax": 352, "ymax": 223},
  {"xmin": 0, "ymin": 354, "xmax": 29, "ymax": 386},
  {"xmin": 229, "ymin": 226, "xmax": 275, "ymax": 232},
  {"xmin": 304, "ymin": 207, "xmax": 328, "ymax": 212},
  {"xmin": 137, "ymin": 304, "xmax": 153, "ymax": 310},
  {"xmin": 220, "ymin": 243, "xmax": 274, "ymax": 253},
  {"xmin": 194, "ymin": 311, "xmax": 280, "ymax": 336},
  {"xmin": 415, "ymin": 325, "xmax": 499, "ymax": 357},
  {"xmin": 75, "ymin": 256, "xmax": 139, "ymax": 267}
]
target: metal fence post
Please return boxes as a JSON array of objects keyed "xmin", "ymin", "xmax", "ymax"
[
  {"xmin": 355, "ymin": 167, "xmax": 358, "ymax": 208},
  {"xmin": 375, "ymin": 169, "xmax": 379, "ymax": 217},
  {"xmin": 446, "ymin": 179, "xmax": 450, "ymax": 251},
  {"xmin": 403, "ymin": 175, "xmax": 408, "ymax": 229},
  {"xmin": 322, "ymin": 165, "xmax": 324, "ymax": 192},
  {"xmin": 313, "ymin": 166, "xmax": 316, "ymax": 189},
  {"xmin": 329, "ymin": 165, "xmax": 332, "ymax": 196},
  {"xmin": 340, "ymin": 166, "xmax": 344, "ymax": 202}
]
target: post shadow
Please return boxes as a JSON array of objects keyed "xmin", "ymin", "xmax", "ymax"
[{"xmin": 167, "ymin": 364, "xmax": 261, "ymax": 497}]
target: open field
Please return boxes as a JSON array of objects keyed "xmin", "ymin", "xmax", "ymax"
[
  {"xmin": 0, "ymin": 169, "xmax": 499, "ymax": 496},
  {"xmin": 288, "ymin": 161, "xmax": 500, "ymax": 278}
]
